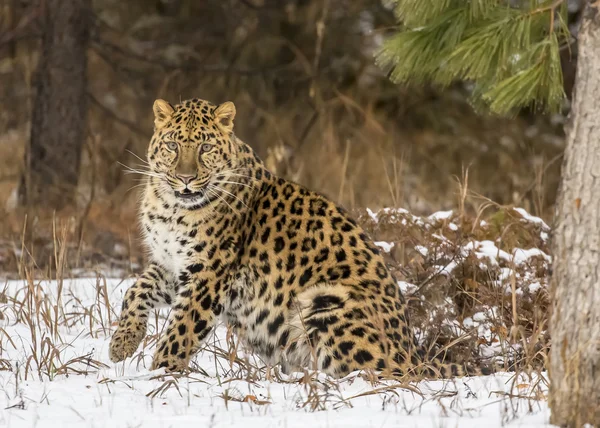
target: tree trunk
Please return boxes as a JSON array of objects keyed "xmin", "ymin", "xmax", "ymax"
[
  {"xmin": 549, "ymin": 2, "xmax": 600, "ymax": 426},
  {"xmin": 21, "ymin": 0, "xmax": 90, "ymax": 209}
]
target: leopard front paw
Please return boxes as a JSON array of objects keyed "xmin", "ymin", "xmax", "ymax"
[
  {"xmin": 109, "ymin": 327, "xmax": 145, "ymax": 363},
  {"xmin": 150, "ymin": 344, "xmax": 188, "ymax": 372}
]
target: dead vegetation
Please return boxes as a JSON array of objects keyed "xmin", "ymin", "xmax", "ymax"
[
  {"xmin": 0, "ymin": 194, "xmax": 551, "ymax": 411},
  {"xmin": 0, "ymin": 0, "xmax": 564, "ymax": 255},
  {"xmin": 359, "ymin": 204, "xmax": 550, "ymax": 372}
]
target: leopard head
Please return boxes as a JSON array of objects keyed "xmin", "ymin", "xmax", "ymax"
[{"xmin": 147, "ymin": 98, "xmax": 239, "ymax": 208}]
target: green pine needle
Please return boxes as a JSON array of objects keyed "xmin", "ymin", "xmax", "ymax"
[
  {"xmin": 376, "ymin": 7, "xmax": 469, "ymax": 85},
  {"xmin": 378, "ymin": 0, "xmax": 568, "ymax": 116},
  {"xmin": 482, "ymin": 35, "xmax": 564, "ymax": 115},
  {"xmin": 469, "ymin": 0, "xmax": 498, "ymax": 20},
  {"xmin": 394, "ymin": 0, "xmax": 455, "ymax": 27}
]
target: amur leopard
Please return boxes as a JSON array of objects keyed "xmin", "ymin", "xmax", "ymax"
[{"xmin": 109, "ymin": 97, "xmax": 487, "ymax": 379}]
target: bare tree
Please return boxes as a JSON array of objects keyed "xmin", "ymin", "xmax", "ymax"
[
  {"xmin": 21, "ymin": 0, "xmax": 90, "ymax": 208},
  {"xmin": 549, "ymin": 2, "xmax": 600, "ymax": 426}
]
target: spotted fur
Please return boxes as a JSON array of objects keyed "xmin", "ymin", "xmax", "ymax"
[{"xmin": 109, "ymin": 97, "xmax": 486, "ymax": 378}]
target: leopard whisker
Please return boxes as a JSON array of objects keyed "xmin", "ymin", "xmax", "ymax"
[
  {"xmin": 125, "ymin": 182, "xmax": 148, "ymax": 195},
  {"xmin": 220, "ymin": 170, "xmax": 256, "ymax": 178},
  {"xmin": 218, "ymin": 164, "xmax": 257, "ymax": 180},
  {"xmin": 126, "ymin": 149, "xmax": 149, "ymax": 165},
  {"xmin": 211, "ymin": 180, "xmax": 254, "ymax": 190},
  {"xmin": 123, "ymin": 171, "xmax": 164, "ymax": 179},
  {"xmin": 131, "ymin": 162, "xmax": 153, "ymax": 170},
  {"xmin": 209, "ymin": 184, "xmax": 249, "ymax": 209},
  {"xmin": 206, "ymin": 186, "xmax": 240, "ymax": 215},
  {"xmin": 203, "ymin": 189, "xmax": 220, "ymax": 220},
  {"xmin": 119, "ymin": 162, "xmax": 165, "ymax": 179},
  {"xmin": 217, "ymin": 172, "xmax": 258, "ymax": 185}
]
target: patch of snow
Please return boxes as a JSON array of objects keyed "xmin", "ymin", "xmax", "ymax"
[
  {"xmin": 374, "ymin": 241, "xmax": 394, "ymax": 253},
  {"xmin": 438, "ymin": 260, "xmax": 458, "ymax": 275},
  {"xmin": 366, "ymin": 207, "xmax": 379, "ymax": 223},
  {"xmin": 498, "ymin": 267, "xmax": 513, "ymax": 281},
  {"xmin": 0, "ymin": 277, "xmax": 553, "ymax": 428},
  {"xmin": 415, "ymin": 245, "xmax": 428, "ymax": 256},
  {"xmin": 528, "ymin": 282, "xmax": 542, "ymax": 293},
  {"xmin": 513, "ymin": 207, "xmax": 550, "ymax": 230},
  {"xmin": 512, "ymin": 248, "xmax": 552, "ymax": 264},
  {"xmin": 472, "ymin": 311, "xmax": 487, "ymax": 322},
  {"xmin": 428, "ymin": 210, "xmax": 453, "ymax": 221},
  {"xmin": 397, "ymin": 280, "xmax": 416, "ymax": 293},
  {"xmin": 471, "ymin": 240, "xmax": 511, "ymax": 265}
]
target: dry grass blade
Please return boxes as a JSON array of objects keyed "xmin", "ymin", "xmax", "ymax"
[
  {"xmin": 0, "ymin": 359, "xmax": 12, "ymax": 371},
  {"xmin": 146, "ymin": 378, "xmax": 183, "ymax": 399},
  {"xmin": 219, "ymin": 390, "xmax": 271, "ymax": 405},
  {"xmin": 55, "ymin": 352, "xmax": 109, "ymax": 376},
  {"xmin": 344, "ymin": 383, "xmax": 424, "ymax": 401}
]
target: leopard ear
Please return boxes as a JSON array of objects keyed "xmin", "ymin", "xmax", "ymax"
[
  {"xmin": 153, "ymin": 99, "xmax": 174, "ymax": 130},
  {"xmin": 214, "ymin": 101, "xmax": 236, "ymax": 133}
]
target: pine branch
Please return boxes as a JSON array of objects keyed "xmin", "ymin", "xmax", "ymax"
[
  {"xmin": 470, "ymin": 0, "xmax": 495, "ymax": 19},
  {"xmin": 528, "ymin": 0, "xmax": 565, "ymax": 16},
  {"xmin": 482, "ymin": 35, "xmax": 564, "ymax": 115},
  {"xmin": 378, "ymin": 0, "xmax": 570, "ymax": 116},
  {"xmin": 393, "ymin": 0, "xmax": 455, "ymax": 27},
  {"xmin": 376, "ymin": 7, "xmax": 469, "ymax": 85},
  {"xmin": 444, "ymin": 10, "xmax": 538, "ymax": 83}
]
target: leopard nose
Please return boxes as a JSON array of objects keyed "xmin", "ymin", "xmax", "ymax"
[{"xmin": 177, "ymin": 174, "xmax": 196, "ymax": 184}]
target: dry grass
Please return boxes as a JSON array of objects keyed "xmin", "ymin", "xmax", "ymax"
[
  {"xmin": 0, "ymin": 191, "xmax": 550, "ymax": 413},
  {"xmin": 360, "ymin": 203, "xmax": 549, "ymax": 364},
  {"xmin": 0, "ymin": 94, "xmax": 562, "ymax": 276},
  {"xmin": 0, "ymin": 0, "xmax": 564, "ymax": 252}
]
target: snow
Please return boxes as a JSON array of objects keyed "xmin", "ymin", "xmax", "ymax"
[
  {"xmin": 513, "ymin": 208, "xmax": 551, "ymax": 242},
  {"xmin": 428, "ymin": 210, "xmax": 453, "ymax": 221},
  {"xmin": 512, "ymin": 248, "xmax": 552, "ymax": 265},
  {"xmin": 415, "ymin": 245, "xmax": 429, "ymax": 256},
  {"xmin": 513, "ymin": 208, "xmax": 550, "ymax": 230},
  {"xmin": 397, "ymin": 280, "xmax": 417, "ymax": 294},
  {"xmin": 434, "ymin": 239, "xmax": 551, "ymax": 273},
  {"xmin": 528, "ymin": 282, "xmax": 542, "ymax": 293},
  {"xmin": 465, "ymin": 240, "xmax": 511, "ymax": 266},
  {"xmin": 0, "ymin": 278, "xmax": 554, "ymax": 428},
  {"xmin": 438, "ymin": 260, "xmax": 458, "ymax": 275},
  {"xmin": 366, "ymin": 207, "xmax": 379, "ymax": 222},
  {"xmin": 472, "ymin": 312, "xmax": 487, "ymax": 323},
  {"xmin": 374, "ymin": 241, "xmax": 394, "ymax": 253},
  {"xmin": 371, "ymin": 206, "xmax": 553, "ymax": 361}
]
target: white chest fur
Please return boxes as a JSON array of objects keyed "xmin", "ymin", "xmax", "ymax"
[{"xmin": 142, "ymin": 215, "xmax": 192, "ymax": 276}]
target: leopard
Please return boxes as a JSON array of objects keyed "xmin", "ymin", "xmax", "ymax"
[{"xmin": 109, "ymin": 97, "xmax": 488, "ymax": 379}]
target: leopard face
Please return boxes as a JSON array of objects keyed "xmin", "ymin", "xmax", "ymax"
[{"xmin": 147, "ymin": 98, "xmax": 239, "ymax": 209}]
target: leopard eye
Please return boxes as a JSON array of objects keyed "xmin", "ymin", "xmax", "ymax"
[
  {"xmin": 166, "ymin": 141, "xmax": 178, "ymax": 151},
  {"xmin": 201, "ymin": 143, "xmax": 213, "ymax": 153}
]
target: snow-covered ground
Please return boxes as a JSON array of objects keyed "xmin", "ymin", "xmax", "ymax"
[{"xmin": 0, "ymin": 276, "xmax": 553, "ymax": 427}]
